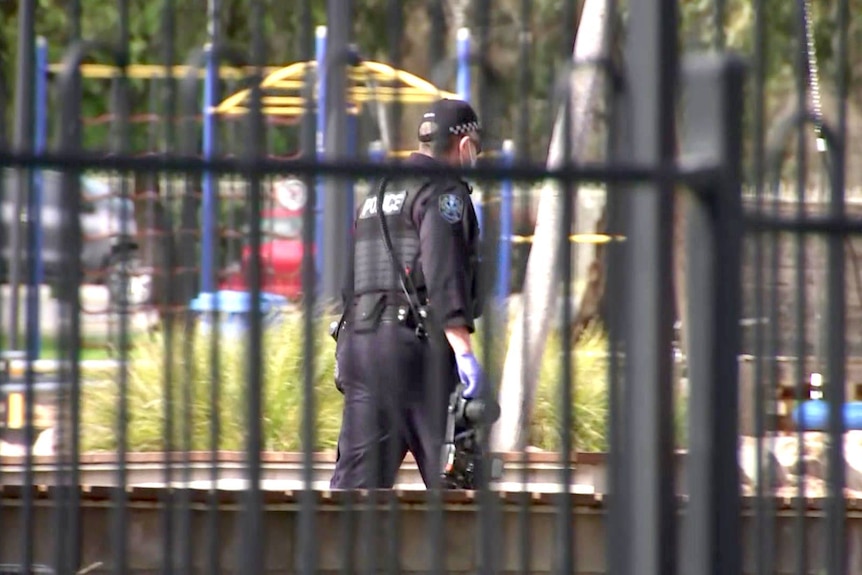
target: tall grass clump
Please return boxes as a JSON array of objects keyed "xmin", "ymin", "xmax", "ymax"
[
  {"xmin": 529, "ymin": 323, "xmax": 689, "ymax": 452},
  {"xmin": 530, "ymin": 323, "xmax": 611, "ymax": 452},
  {"xmin": 81, "ymin": 312, "xmax": 343, "ymax": 452},
  {"xmin": 82, "ymin": 311, "xmax": 688, "ymax": 454}
]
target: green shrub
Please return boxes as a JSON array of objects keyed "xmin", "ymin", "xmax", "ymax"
[
  {"xmin": 81, "ymin": 312, "xmax": 687, "ymax": 454},
  {"xmin": 81, "ymin": 312, "xmax": 343, "ymax": 452},
  {"xmin": 531, "ymin": 324, "xmax": 611, "ymax": 452}
]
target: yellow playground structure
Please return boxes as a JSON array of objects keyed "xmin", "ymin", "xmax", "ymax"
[{"xmin": 214, "ymin": 60, "xmax": 458, "ymax": 118}]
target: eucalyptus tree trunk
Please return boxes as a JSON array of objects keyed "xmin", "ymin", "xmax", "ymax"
[{"xmin": 490, "ymin": 0, "xmax": 612, "ymax": 453}]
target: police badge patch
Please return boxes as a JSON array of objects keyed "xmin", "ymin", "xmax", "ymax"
[{"xmin": 438, "ymin": 193, "xmax": 464, "ymax": 224}]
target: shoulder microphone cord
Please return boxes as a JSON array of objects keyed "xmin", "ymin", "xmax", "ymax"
[{"xmin": 376, "ymin": 177, "xmax": 430, "ymax": 339}]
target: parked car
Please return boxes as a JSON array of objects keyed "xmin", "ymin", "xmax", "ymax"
[
  {"xmin": 0, "ymin": 168, "xmax": 152, "ymax": 308},
  {"xmin": 220, "ymin": 177, "xmax": 311, "ymax": 300}
]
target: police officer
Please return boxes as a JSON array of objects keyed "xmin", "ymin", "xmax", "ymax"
[{"xmin": 330, "ymin": 98, "xmax": 485, "ymax": 489}]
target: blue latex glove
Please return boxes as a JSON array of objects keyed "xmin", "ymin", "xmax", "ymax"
[{"xmin": 455, "ymin": 352, "xmax": 484, "ymax": 398}]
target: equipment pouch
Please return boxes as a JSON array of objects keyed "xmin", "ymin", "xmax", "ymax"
[{"xmin": 352, "ymin": 292, "xmax": 387, "ymax": 333}]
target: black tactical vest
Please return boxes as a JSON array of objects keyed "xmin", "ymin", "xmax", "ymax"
[{"xmin": 352, "ymin": 177, "xmax": 430, "ymax": 299}]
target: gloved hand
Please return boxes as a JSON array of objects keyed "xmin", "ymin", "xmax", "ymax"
[{"xmin": 455, "ymin": 352, "xmax": 484, "ymax": 398}]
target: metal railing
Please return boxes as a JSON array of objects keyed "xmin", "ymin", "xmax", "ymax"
[{"xmin": 0, "ymin": 0, "xmax": 856, "ymax": 573}]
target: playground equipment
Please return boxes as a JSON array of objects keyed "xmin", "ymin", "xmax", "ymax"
[
  {"xmin": 208, "ymin": 25, "xmax": 472, "ymax": 303},
  {"xmin": 22, "ymin": 26, "xmax": 622, "ymax": 324}
]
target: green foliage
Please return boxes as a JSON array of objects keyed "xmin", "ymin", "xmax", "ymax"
[
  {"xmin": 80, "ymin": 312, "xmax": 688, "ymax": 455},
  {"xmin": 530, "ymin": 324, "xmax": 612, "ymax": 452},
  {"xmin": 6, "ymin": 0, "xmax": 860, "ymax": 163},
  {"xmin": 81, "ymin": 311, "xmax": 343, "ymax": 452}
]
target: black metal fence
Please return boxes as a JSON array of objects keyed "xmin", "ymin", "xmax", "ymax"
[{"xmin": 0, "ymin": 0, "xmax": 856, "ymax": 573}]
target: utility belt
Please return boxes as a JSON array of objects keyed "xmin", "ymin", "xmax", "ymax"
[{"xmin": 331, "ymin": 292, "xmax": 427, "ymax": 341}]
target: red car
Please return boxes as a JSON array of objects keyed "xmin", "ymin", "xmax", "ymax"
[{"xmin": 221, "ymin": 178, "xmax": 312, "ymax": 300}]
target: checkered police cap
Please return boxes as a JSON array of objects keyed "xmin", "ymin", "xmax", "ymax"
[{"xmin": 417, "ymin": 98, "xmax": 482, "ymax": 147}]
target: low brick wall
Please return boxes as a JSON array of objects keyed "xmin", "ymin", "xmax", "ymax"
[{"xmin": 3, "ymin": 487, "xmax": 862, "ymax": 574}]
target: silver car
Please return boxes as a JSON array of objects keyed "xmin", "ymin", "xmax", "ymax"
[{"xmin": 1, "ymin": 168, "xmax": 152, "ymax": 308}]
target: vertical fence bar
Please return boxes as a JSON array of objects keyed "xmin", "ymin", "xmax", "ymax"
[
  {"xmin": 473, "ymin": 1, "xmax": 502, "ymax": 570},
  {"xmin": 178, "ymin": 47, "xmax": 209, "ymax": 575},
  {"xmin": 605, "ymin": 63, "xmax": 629, "ymax": 575},
  {"xmin": 159, "ymin": 0, "xmax": 178, "ymax": 572},
  {"xmin": 679, "ymin": 53, "xmax": 745, "ymax": 575},
  {"xmin": 557, "ymin": 0, "xmax": 577, "ymax": 572},
  {"xmin": 8, "ymin": 0, "xmax": 37, "ymax": 354},
  {"xmin": 12, "ymin": 0, "xmax": 36, "ymax": 568},
  {"xmin": 322, "ymin": 0, "xmax": 353, "ymax": 305},
  {"xmin": 386, "ymin": 0, "xmax": 404, "ymax": 154},
  {"xmin": 826, "ymin": 0, "xmax": 850, "ymax": 568},
  {"xmin": 516, "ymin": 0, "xmax": 531, "ymax": 163},
  {"xmin": 601, "ymin": 5, "xmax": 624, "ymax": 575},
  {"xmin": 178, "ymin": 51, "xmax": 202, "ymax": 573},
  {"xmin": 243, "ymin": 0, "xmax": 267, "ymax": 571},
  {"xmin": 55, "ymin": 42, "xmax": 87, "ymax": 575},
  {"xmin": 385, "ymin": 3, "xmax": 405, "ymax": 572},
  {"xmin": 21, "ymin": 34, "xmax": 49, "ymax": 574},
  {"xmin": 793, "ymin": 9, "xmax": 814, "ymax": 575},
  {"xmin": 299, "ymin": 0, "xmax": 318, "ymax": 573},
  {"xmin": 553, "ymin": 0, "xmax": 576, "ymax": 571},
  {"xmin": 792, "ymin": 0, "xmax": 811, "ymax": 562},
  {"xmin": 205, "ymin": 9, "xmax": 223, "ymax": 575},
  {"xmin": 748, "ymin": 0, "xmax": 774, "ymax": 566},
  {"xmin": 618, "ymin": 0, "xmax": 679, "ymax": 573},
  {"xmin": 113, "ymin": 0, "xmax": 133, "ymax": 565},
  {"xmin": 514, "ymin": 1, "xmax": 533, "ymax": 572}
]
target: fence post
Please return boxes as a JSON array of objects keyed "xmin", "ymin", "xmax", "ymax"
[
  {"xmin": 678, "ymin": 52, "xmax": 746, "ymax": 575},
  {"xmin": 321, "ymin": 0, "xmax": 354, "ymax": 305},
  {"xmin": 615, "ymin": 0, "xmax": 680, "ymax": 572}
]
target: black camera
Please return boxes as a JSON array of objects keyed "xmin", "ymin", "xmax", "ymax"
[{"xmin": 440, "ymin": 384, "xmax": 503, "ymax": 490}]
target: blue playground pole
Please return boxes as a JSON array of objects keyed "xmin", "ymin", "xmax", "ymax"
[
  {"xmin": 315, "ymin": 26, "xmax": 327, "ymax": 288},
  {"xmin": 455, "ymin": 27, "xmax": 483, "ymax": 237},
  {"xmin": 496, "ymin": 139, "xmax": 514, "ymax": 305},
  {"xmin": 368, "ymin": 140, "xmax": 385, "ymax": 164},
  {"xmin": 200, "ymin": 43, "xmax": 217, "ymax": 293},
  {"xmin": 28, "ymin": 36, "xmax": 48, "ymax": 358},
  {"xmin": 456, "ymin": 28, "xmax": 471, "ymax": 103},
  {"xmin": 345, "ymin": 110, "xmax": 357, "ymax": 231}
]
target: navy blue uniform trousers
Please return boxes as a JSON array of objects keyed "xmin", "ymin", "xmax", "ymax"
[{"xmin": 330, "ymin": 321, "xmax": 456, "ymax": 489}]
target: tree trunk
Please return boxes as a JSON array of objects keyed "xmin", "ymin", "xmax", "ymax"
[{"xmin": 490, "ymin": 0, "xmax": 612, "ymax": 453}]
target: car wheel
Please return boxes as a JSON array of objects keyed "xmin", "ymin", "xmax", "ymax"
[{"xmin": 107, "ymin": 251, "xmax": 153, "ymax": 310}]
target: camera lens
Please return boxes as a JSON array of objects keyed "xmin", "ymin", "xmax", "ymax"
[{"xmin": 463, "ymin": 398, "xmax": 501, "ymax": 425}]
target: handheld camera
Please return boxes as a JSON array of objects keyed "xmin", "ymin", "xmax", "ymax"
[{"xmin": 440, "ymin": 383, "xmax": 503, "ymax": 490}]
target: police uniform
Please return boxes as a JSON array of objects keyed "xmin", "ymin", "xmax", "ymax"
[{"xmin": 330, "ymin": 100, "xmax": 483, "ymax": 489}]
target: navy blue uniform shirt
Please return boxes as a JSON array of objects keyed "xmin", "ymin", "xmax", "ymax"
[{"xmin": 405, "ymin": 152, "xmax": 482, "ymax": 332}]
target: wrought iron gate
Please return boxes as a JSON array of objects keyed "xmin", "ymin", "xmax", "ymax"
[{"xmin": 0, "ymin": 0, "xmax": 856, "ymax": 573}]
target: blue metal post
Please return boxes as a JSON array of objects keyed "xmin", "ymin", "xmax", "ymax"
[
  {"xmin": 345, "ymin": 110, "xmax": 357, "ymax": 231},
  {"xmin": 496, "ymin": 139, "xmax": 514, "ymax": 305},
  {"xmin": 455, "ymin": 27, "xmax": 483, "ymax": 237},
  {"xmin": 315, "ymin": 26, "xmax": 327, "ymax": 286},
  {"xmin": 368, "ymin": 140, "xmax": 385, "ymax": 164},
  {"xmin": 200, "ymin": 43, "xmax": 217, "ymax": 293},
  {"xmin": 28, "ymin": 36, "xmax": 48, "ymax": 358},
  {"xmin": 456, "ymin": 27, "xmax": 471, "ymax": 102}
]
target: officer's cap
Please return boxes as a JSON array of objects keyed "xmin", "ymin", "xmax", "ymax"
[{"xmin": 417, "ymin": 98, "xmax": 482, "ymax": 151}]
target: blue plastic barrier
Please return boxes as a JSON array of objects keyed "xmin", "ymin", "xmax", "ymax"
[
  {"xmin": 792, "ymin": 400, "xmax": 862, "ymax": 431},
  {"xmin": 189, "ymin": 290, "xmax": 289, "ymax": 338}
]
